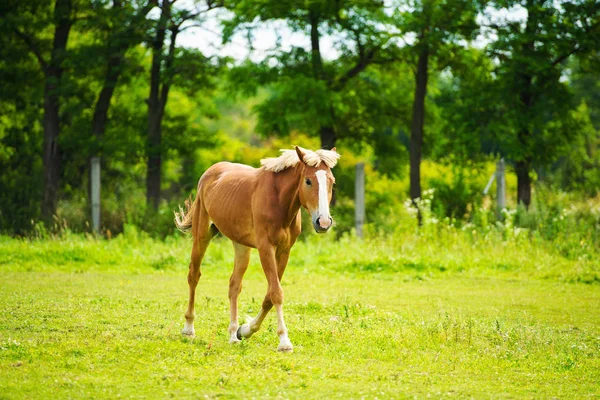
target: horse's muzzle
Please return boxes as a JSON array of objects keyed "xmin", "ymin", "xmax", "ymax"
[{"xmin": 313, "ymin": 216, "xmax": 333, "ymax": 234}]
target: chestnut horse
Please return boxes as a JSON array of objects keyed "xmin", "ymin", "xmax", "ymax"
[{"xmin": 174, "ymin": 146, "xmax": 340, "ymax": 352}]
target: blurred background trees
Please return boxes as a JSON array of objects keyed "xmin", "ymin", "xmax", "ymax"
[{"xmin": 0, "ymin": 0, "xmax": 599, "ymax": 237}]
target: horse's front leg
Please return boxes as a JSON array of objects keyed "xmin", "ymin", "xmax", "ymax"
[
  {"xmin": 237, "ymin": 246, "xmax": 293, "ymax": 352},
  {"xmin": 228, "ymin": 242, "xmax": 251, "ymax": 343},
  {"xmin": 273, "ymin": 250, "xmax": 292, "ymax": 352}
]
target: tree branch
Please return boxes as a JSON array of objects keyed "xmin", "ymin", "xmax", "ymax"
[
  {"xmin": 176, "ymin": 0, "xmax": 223, "ymax": 26},
  {"xmin": 159, "ymin": 26, "xmax": 179, "ymax": 107},
  {"xmin": 551, "ymin": 17, "xmax": 600, "ymax": 67},
  {"xmin": 481, "ymin": 21, "xmax": 523, "ymax": 38},
  {"xmin": 172, "ymin": 12, "xmax": 201, "ymax": 30},
  {"xmin": 332, "ymin": 46, "xmax": 378, "ymax": 91},
  {"xmin": 172, "ymin": 0, "xmax": 223, "ymax": 31},
  {"xmin": 552, "ymin": 44, "xmax": 581, "ymax": 66},
  {"xmin": 12, "ymin": 28, "xmax": 48, "ymax": 71},
  {"xmin": 179, "ymin": 23, "xmax": 203, "ymax": 32},
  {"xmin": 141, "ymin": 0, "xmax": 159, "ymax": 16}
]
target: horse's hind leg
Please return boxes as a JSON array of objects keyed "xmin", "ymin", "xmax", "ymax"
[
  {"xmin": 228, "ymin": 242, "xmax": 251, "ymax": 343},
  {"xmin": 182, "ymin": 206, "xmax": 216, "ymax": 337}
]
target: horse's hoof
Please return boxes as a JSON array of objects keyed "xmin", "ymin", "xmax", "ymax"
[
  {"xmin": 238, "ymin": 324, "xmax": 254, "ymax": 339},
  {"xmin": 229, "ymin": 330, "xmax": 242, "ymax": 344},
  {"xmin": 277, "ymin": 343, "xmax": 294, "ymax": 353},
  {"xmin": 181, "ymin": 323, "xmax": 195, "ymax": 337}
]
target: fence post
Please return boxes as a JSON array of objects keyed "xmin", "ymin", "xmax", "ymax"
[
  {"xmin": 91, "ymin": 157, "xmax": 101, "ymax": 233},
  {"xmin": 496, "ymin": 158, "xmax": 505, "ymax": 219},
  {"xmin": 355, "ymin": 163, "xmax": 365, "ymax": 238}
]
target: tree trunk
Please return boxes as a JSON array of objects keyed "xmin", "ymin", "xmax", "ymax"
[
  {"xmin": 145, "ymin": 0, "xmax": 170, "ymax": 210},
  {"xmin": 514, "ymin": 5, "xmax": 537, "ymax": 210},
  {"xmin": 410, "ymin": 43, "xmax": 429, "ymax": 223},
  {"xmin": 309, "ymin": 9, "xmax": 323, "ymax": 81},
  {"xmin": 515, "ymin": 160, "xmax": 532, "ymax": 207},
  {"xmin": 92, "ymin": 21, "xmax": 126, "ymax": 141},
  {"xmin": 308, "ymin": 9, "xmax": 337, "ymax": 150},
  {"xmin": 146, "ymin": 113, "xmax": 162, "ymax": 210},
  {"xmin": 42, "ymin": 83, "xmax": 61, "ymax": 222},
  {"xmin": 41, "ymin": 0, "xmax": 73, "ymax": 222},
  {"xmin": 320, "ymin": 126, "xmax": 336, "ymax": 150},
  {"xmin": 516, "ymin": 73, "xmax": 533, "ymax": 210}
]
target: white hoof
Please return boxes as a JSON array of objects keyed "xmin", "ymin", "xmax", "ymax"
[
  {"xmin": 181, "ymin": 321, "xmax": 195, "ymax": 337},
  {"xmin": 238, "ymin": 324, "xmax": 253, "ymax": 339},
  {"xmin": 229, "ymin": 330, "xmax": 241, "ymax": 344},
  {"xmin": 181, "ymin": 329, "xmax": 195, "ymax": 337},
  {"xmin": 277, "ymin": 340, "xmax": 293, "ymax": 353}
]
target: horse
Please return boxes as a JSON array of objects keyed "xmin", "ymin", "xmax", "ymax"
[{"xmin": 174, "ymin": 146, "xmax": 340, "ymax": 352}]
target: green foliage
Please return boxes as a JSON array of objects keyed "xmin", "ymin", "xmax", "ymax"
[
  {"xmin": 544, "ymin": 57, "xmax": 600, "ymax": 197},
  {"xmin": 225, "ymin": 0, "xmax": 396, "ymax": 149},
  {"xmin": 0, "ymin": 0, "xmax": 599, "ymax": 237},
  {"xmin": 0, "ymin": 105, "xmax": 44, "ymax": 233},
  {"xmin": 0, "ymin": 8, "xmax": 45, "ymax": 233},
  {"xmin": 433, "ymin": 47, "xmax": 497, "ymax": 160},
  {"xmin": 393, "ymin": 0, "xmax": 481, "ymax": 51},
  {"xmin": 482, "ymin": 0, "xmax": 600, "ymax": 167},
  {"xmin": 430, "ymin": 176, "xmax": 474, "ymax": 220}
]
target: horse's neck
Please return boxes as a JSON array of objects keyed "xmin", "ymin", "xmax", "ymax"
[{"xmin": 273, "ymin": 165, "xmax": 303, "ymax": 225}]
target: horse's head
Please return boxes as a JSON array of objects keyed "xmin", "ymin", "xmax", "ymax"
[{"xmin": 295, "ymin": 146, "xmax": 337, "ymax": 234}]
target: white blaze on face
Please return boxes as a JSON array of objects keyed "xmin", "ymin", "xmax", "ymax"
[{"xmin": 315, "ymin": 170, "xmax": 330, "ymax": 223}]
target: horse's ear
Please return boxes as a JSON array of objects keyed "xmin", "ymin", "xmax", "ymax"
[
  {"xmin": 295, "ymin": 146, "xmax": 307, "ymax": 164},
  {"xmin": 331, "ymin": 147, "xmax": 337, "ymax": 153}
]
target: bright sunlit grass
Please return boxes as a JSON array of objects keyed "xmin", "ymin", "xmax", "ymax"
[{"xmin": 0, "ymin": 231, "xmax": 599, "ymax": 398}]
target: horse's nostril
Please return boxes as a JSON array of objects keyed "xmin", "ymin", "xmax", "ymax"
[{"xmin": 314, "ymin": 216, "xmax": 332, "ymax": 231}]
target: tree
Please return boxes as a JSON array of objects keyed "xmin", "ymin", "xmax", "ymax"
[
  {"xmin": 392, "ymin": 0, "xmax": 480, "ymax": 216},
  {"xmin": 484, "ymin": 0, "xmax": 600, "ymax": 207},
  {"xmin": 4, "ymin": 0, "xmax": 75, "ymax": 222},
  {"xmin": 0, "ymin": 15, "xmax": 45, "ymax": 232},
  {"xmin": 225, "ymin": 0, "xmax": 394, "ymax": 150},
  {"xmin": 145, "ymin": 0, "xmax": 223, "ymax": 210}
]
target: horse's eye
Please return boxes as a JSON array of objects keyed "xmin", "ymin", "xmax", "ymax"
[{"xmin": 305, "ymin": 178, "xmax": 312, "ymax": 186}]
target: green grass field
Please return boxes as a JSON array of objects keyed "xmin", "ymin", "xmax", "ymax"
[{"xmin": 1, "ymin": 230, "xmax": 599, "ymax": 398}]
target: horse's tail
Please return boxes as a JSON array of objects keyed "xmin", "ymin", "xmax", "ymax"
[{"xmin": 174, "ymin": 194, "xmax": 198, "ymax": 234}]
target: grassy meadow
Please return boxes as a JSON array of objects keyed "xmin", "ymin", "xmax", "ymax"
[{"xmin": 1, "ymin": 226, "xmax": 599, "ymax": 398}]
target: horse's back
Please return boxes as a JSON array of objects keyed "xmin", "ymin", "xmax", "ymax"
[{"xmin": 199, "ymin": 161, "xmax": 252, "ymax": 180}]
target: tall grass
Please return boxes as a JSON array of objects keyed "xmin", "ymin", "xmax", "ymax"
[{"xmin": 3, "ymin": 194, "xmax": 598, "ymax": 285}]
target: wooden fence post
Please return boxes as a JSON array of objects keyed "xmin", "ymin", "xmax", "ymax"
[
  {"xmin": 496, "ymin": 158, "xmax": 505, "ymax": 219},
  {"xmin": 91, "ymin": 157, "xmax": 101, "ymax": 233},
  {"xmin": 355, "ymin": 163, "xmax": 365, "ymax": 238}
]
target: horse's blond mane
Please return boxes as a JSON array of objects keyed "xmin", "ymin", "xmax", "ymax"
[{"xmin": 260, "ymin": 147, "xmax": 340, "ymax": 173}]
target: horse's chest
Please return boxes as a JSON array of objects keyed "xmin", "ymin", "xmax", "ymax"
[{"xmin": 278, "ymin": 215, "xmax": 302, "ymax": 247}]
